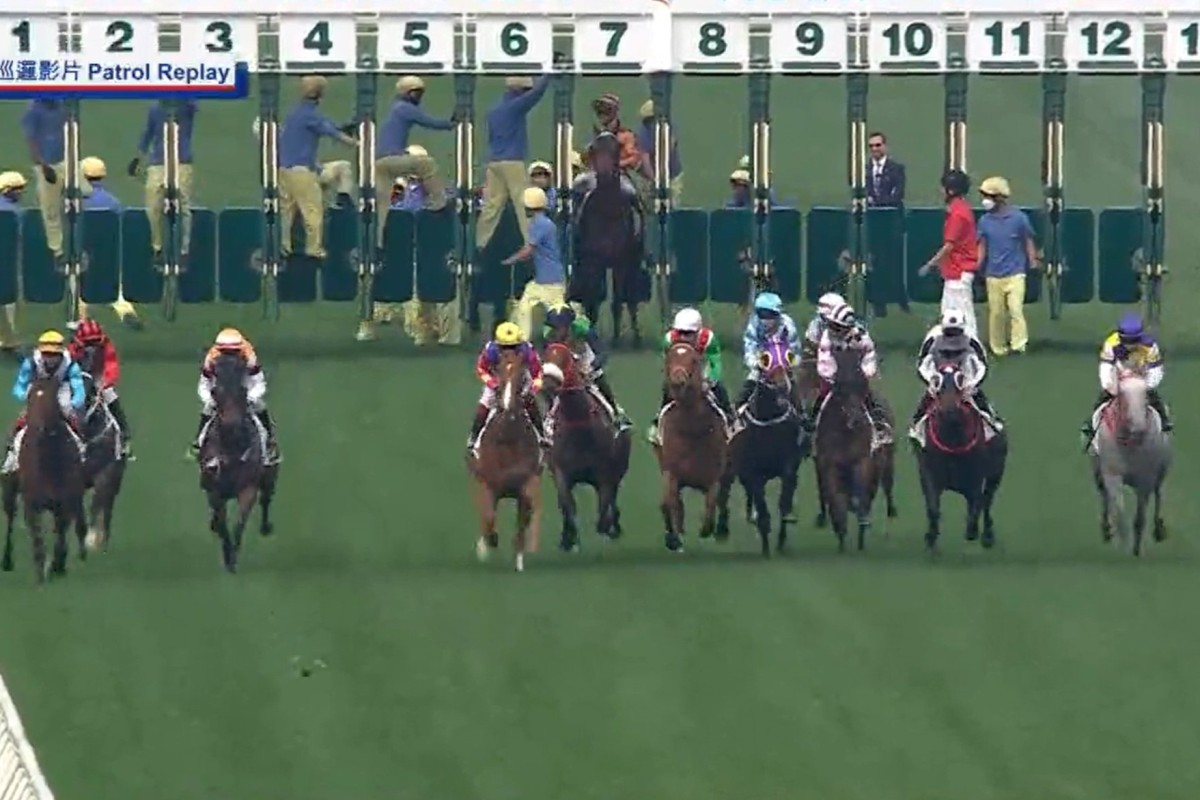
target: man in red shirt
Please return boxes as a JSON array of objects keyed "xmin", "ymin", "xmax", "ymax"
[{"xmin": 919, "ymin": 169, "xmax": 978, "ymax": 336}]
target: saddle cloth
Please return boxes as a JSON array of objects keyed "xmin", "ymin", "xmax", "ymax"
[
  {"xmin": 85, "ymin": 399, "xmax": 124, "ymax": 457},
  {"xmin": 908, "ymin": 397, "xmax": 1000, "ymax": 450},
  {"xmin": 1087, "ymin": 401, "xmax": 1163, "ymax": 455},
  {"xmin": 471, "ymin": 408, "xmax": 545, "ymax": 467},
  {"xmin": 814, "ymin": 392, "xmax": 894, "ymax": 453},
  {"xmin": 199, "ymin": 415, "xmax": 272, "ymax": 467},
  {"xmin": 3, "ymin": 424, "xmax": 86, "ymax": 473},
  {"xmin": 651, "ymin": 392, "xmax": 736, "ymax": 447},
  {"xmin": 545, "ymin": 384, "xmax": 617, "ymax": 443}
]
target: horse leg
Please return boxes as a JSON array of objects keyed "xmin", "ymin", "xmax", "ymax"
[
  {"xmin": 1092, "ymin": 464, "xmax": 1112, "ymax": 542},
  {"xmin": 918, "ymin": 461, "xmax": 943, "ymax": 554},
  {"xmin": 595, "ymin": 479, "xmax": 617, "ymax": 539},
  {"xmin": 609, "ymin": 292, "xmax": 624, "ymax": 349},
  {"xmin": 259, "ymin": 467, "xmax": 277, "ymax": 536},
  {"xmin": 660, "ymin": 471, "xmax": 683, "ymax": 552},
  {"xmin": 699, "ymin": 482, "xmax": 719, "ymax": 541},
  {"xmin": 231, "ymin": 484, "xmax": 258, "ymax": 571},
  {"xmin": 626, "ymin": 298, "xmax": 642, "ymax": 349},
  {"xmin": 1132, "ymin": 490, "xmax": 1148, "ymax": 557},
  {"xmin": 814, "ymin": 460, "xmax": 828, "ymax": 528},
  {"xmin": 778, "ymin": 463, "xmax": 799, "ymax": 554},
  {"xmin": 1153, "ymin": 467, "xmax": 1168, "ymax": 542},
  {"xmin": 964, "ymin": 486, "xmax": 983, "ymax": 543},
  {"xmin": 745, "ymin": 488, "xmax": 755, "ymax": 523},
  {"xmin": 51, "ymin": 507, "xmax": 69, "ymax": 576},
  {"xmin": 853, "ymin": 461, "xmax": 873, "ymax": 551},
  {"xmin": 747, "ymin": 477, "xmax": 771, "ymax": 558},
  {"xmin": 72, "ymin": 496, "xmax": 87, "ymax": 561},
  {"xmin": 980, "ymin": 474, "xmax": 1002, "ymax": 550},
  {"xmin": 26, "ymin": 504, "xmax": 46, "ymax": 582},
  {"xmin": 514, "ymin": 495, "xmax": 531, "ymax": 573},
  {"xmin": 1, "ymin": 478, "xmax": 16, "ymax": 572},
  {"xmin": 882, "ymin": 449, "xmax": 898, "ymax": 519},
  {"xmin": 209, "ymin": 495, "xmax": 236, "ymax": 572},
  {"xmin": 554, "ymin": 468, "xmax": 580, "ymax": 552}
]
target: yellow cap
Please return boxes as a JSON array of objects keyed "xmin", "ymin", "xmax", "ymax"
[
  {"xmin": 215, "ymin": 327, "xmax": 245, "ymax": 348},
  {"xmin": 639, "ymin": 100, "xmax": 654, "ymax": 118},
  {"xmin": 81, "ymin": 156, "xmax": 106, "ymax": 179},
  {"xmin": 980, "ymin": 176, "xmax": 1011, "ymax": 197},
  {"xmin": 738, "ymin": 154, "xmax": 750, "ymax": 170},
  {"xmin": 730, "ymin": 169, "xmax": 750, "ymax": 184},
  {"xmin": 300, "ymin": 75, "xmax": 328, "ymax": 98},
  {"xmin": 494, "ymin": 321, "xmax": 523, "ymax": 346},
  {"xmin": 405, "ymin": 144, "xmax": 428, "ymax": 157},
  {"xmin": 522, "ymin": 186, "xmax": 548, "ymax": 210},
  {"xmin": 393, "ymin": 176, "xmax": 407, "ymax": 188},
  {"xmin": 36, "ymin": 330, "xmax": 65, "ymax": 352},
  {"xmin": 527, "ymin": 160, "xmax": 552, "ymax": 176},
  {"xmin": 505, "ymin": 76, "xmax": 534, "ymax": 90},
  {"xmin": 396, "ymin": 75, "xmax": 425, "ymax": 93},
  {"xmin": 570, "ymin": 151, "xmax": 583, "ymax": 169},
  {"xmin": 0, "ymin": 171, "xmax": 27, "ymax": 191}
]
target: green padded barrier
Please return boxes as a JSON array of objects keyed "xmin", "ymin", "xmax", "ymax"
[
  {"xmin": 769, "ymin": 207, "xmax": 802, "ymax": 304},
  {"xmin": 1097, "ymin": 208, "xmax": 1142, "ymax": 304},
  {"xmin": 320, "ymin": 206, "xmax": 360, "ymax": 302},
  {"xmin": 865, "ymin": 207, "xmax": 905, "ymax": 305},
  {"xmin": 1025, "ymin": 207, "xmax": 1096, "ymax": 305},
  {"xmin": 180, "ymin": 208, "xmax": 218, "ymax": 303},
  {"xmin": 0, "ymin": 212, "xmax": 19, "ymax": 305},
  {"xmin": 707, "ymin": 208, "xmax": 753, "ymax": 304},
  {"xmin": 415, "ymin": 208, "xmax": 457, "ymax": 303},
  {"xmin": 217, "ymin": 208, "xmax": 263, "ymax": 303},
  {"xmin": 805, "ymin": 206, "xmax": 848, "ymax": 303},
  {"xmin": 475, "ymin": 203, "xmax": 526, "ymax": 305},
  {"xmin": 20, "ymin": 211, "xmax": 62, "ymax": 304},
  {"xmin": 667, "ymin": 208, "xmax": 708, "ymax": 304},
  {"xmin": 119, "ymin": 211, "xmax": 160, "ymax": 303},
  {"xmin": 375, "ymin": 208, "xmax": 415, "ymax": 304},
  {"xmin": 80, "ymin": 210, "xmax": 120, "ymax": 304},
  {"xmin": 903, "ymin": 207, "xmax": 943, "ymax": 304}
]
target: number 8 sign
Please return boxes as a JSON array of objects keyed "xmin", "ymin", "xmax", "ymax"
[{"xmin": 475, "ymin": 17, "xmax": 553, "ymax": 71}]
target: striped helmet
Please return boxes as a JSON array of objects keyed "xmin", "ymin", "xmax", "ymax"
[
  {"xmin": 817, "ymin": 292, "xmax": 846, "ymax": 320},
  {"xmin": 827, "ymin": 304, "xmax": 856, "ymax": 331},
  {"xmin": 75, "ymin": 318, "xmax": 106, "ymax": 343}
]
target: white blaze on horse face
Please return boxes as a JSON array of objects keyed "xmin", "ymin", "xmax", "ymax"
[
  {"xmin": 1120, "ymin": 374, "xmax": 1149, "ymax": 432},
  {"xmin": 502, "ymin": 377, "xmax": 514, "ymax": 411}
]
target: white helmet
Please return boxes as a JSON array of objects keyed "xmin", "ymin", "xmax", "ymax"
[
  {"xmin": 940, "ymin": 309, "xmax": 966, "ymax": 332},
  {"xmin": 827, "ymin": 303, "xmax": 856, "ymax": 331},
  {"xmin": 672, "ymin": 307, "xmax": 703, "ymax": 332},
  {"xmin": 817, "ymin": 292, "xmax": 846, "ymax": 320}
]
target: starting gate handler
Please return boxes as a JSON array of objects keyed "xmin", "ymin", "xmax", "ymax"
[
  {"xmin": 919, "ymin": 169, "xmax": 979, "ymax": 337},
  {"xmin": 22, "ymin": 98, "xmax": 92, "ymax": 261}
]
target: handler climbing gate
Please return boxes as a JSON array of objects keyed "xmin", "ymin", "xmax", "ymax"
[{"xmin": 4, "ymin": 0, "xmax": 1186, "ymax": 329}]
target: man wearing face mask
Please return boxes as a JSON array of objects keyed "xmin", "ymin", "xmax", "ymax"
[{"xmin": 977, "ymin": 176, "xmax": 1039, "ymax": 356}]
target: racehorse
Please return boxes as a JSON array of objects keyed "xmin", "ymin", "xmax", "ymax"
[
  {"xmin": 1090, "ymin": 369, "xmax": 1169, "ymax": 556},
  {"xmin": 1, "ymin": 375, "xmax": 86, "ymax": 582},
  {"xmin": 542, "ymin": 342, "xmax": 631, "ymax": 552},
  {"xmin": 730, "ymin": 339, "xmax": 804, "ymax": 557},
  {"xmin": 466, "ymin": 348, "xmax": 543, "ymax": 572},
  {"xmin": 199, "ymin": 354, "xmax": 279, "ymax": 573},
  {"xmin": 654, "ymin": 342, "xmax": 732, "ymax": 552},
  {"xmin": 570, "ymin": 134, "xmax": 646, "ymax": 348},
  {"xmin": 810, "ymin": 347, "xmax": 883, "ymax": 552},
  {"xmin": 913, "ymin": 362, "xmax": 1007, "ymax": 553},
  {"xmin": 77, "ymin": 371, "xmax": 127, "ymax": 552}
]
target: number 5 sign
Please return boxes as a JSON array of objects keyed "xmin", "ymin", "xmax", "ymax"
[{"xmin": 475, "ymin": 17, "xmax": 553, "ymax": 71}]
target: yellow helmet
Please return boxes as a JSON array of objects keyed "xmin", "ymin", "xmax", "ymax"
[
  {"xmin": 570, "ymin": 151, "xmax": 583, "ymax": 169},
  {"xmin": 980, "ymin": 176, "xmax": 1011, "ymax": 197},
  {"xmin": 494, "ymin": 322, "xmax": 524, "ymax": 346},
  {"xmin": 0, "ymin": 171, "xmax": 27, "ymax": 192},
  {"xmin": 215, "ymin": 327, "xmax": 245, "ymax": 349},
  {"xmin": 36, "ymin": 330, "xmax": 65, "ymax": 353},
  {"xmin": 396, "ymin": 75, "xmax": 425, "ymax": 94},
  {"xmin": 405, "ymin": 144, "xmax": 428, "ymax": 157},
  {"xmin": 522, "ymin": 186, "xmax": 548, "ymax": 210},
  {"xmin": 81, "ymin": 156, "xmax": 106, "ymax": 179}
]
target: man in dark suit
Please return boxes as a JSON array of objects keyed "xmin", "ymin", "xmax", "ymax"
[{"xmin": 866, "ymin": 131, "xmax": 909, "ymax": 315}]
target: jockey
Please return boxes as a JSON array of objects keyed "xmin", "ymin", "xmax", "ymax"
[
  {"xmin": 815, "ymin": 303, "xmax": 890, "ymax": 433},
  {"xmin": 1081, "ymin": 311, "xmax": 1171, "ymax": 442},
  {"xmin": 648, "ymin": 307, "xmax": 735, "ymax": 443},
  {"xmin": 192, "ymin": 328, "xmax": 279, "ymax": 464},
  {"xmin": 572, "ymin": 132, "xmax": 640, "ymax": 202},
  {"xmin": 3, "ymin": 331, "xmax": 86, "ymax": 471},
  {"xmin": 737, "ymin": 291, "xmax": 801, "ymax": 411},
  {"xmin": 542, "ymin": 305, "xmax": 631, "ymax": 430},
  {"xmin": 802, "ymin": 292, "xmax": 848, "ymax": 360},
  {"xmin": 527, "ymin": 161, "xmax": 557, "ymax": 207},
  {"xmin": 912, "ymin": 327, "xmax": 997, "ymax": 428},
  {"xmin": 469, "ymin": 321, "xmax": 547, "ymax": 450},
  {"xmin": 918, "ymin": 309, "xmax": 987, "ymax": 366},
  {"xmin": 68, "ymin": 318, "xmax": 132, "ymax": 457}
]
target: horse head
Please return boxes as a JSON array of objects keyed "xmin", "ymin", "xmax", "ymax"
[
  {"xmin": 26, "ymin": 374, "xmax": 66, "ymax": 438},
  {"xmin": 749, "ymin": 340, "xmax": 796, "ymax": 418},
  {"xmin": 496, "ymin": 348, "xmax": 529, "ymax": 420},
  {"xmin": 828, "ymin": 347, "xmax": 870, "ymax": 429},
  {"xmin": 211, "ymin": 354, "xmax": 251, "ymax": 451},
  {"xmin": 543, "ymin": 343, "xmax": 582, "ymax": 391},
  {"xmin": 932, "ymin": 361, "xmax": 970, "ymax": 413},
  {"xmin": 664, "ymin": 342, "xmax": 702, "ymax": 402},
  {"xmin": 1115, "ymin": 370, "xmax": 1152, "ymax": 437},
  {"xmin": 926, "ymin": 361, "xmax": 982, "ymax": 453}
]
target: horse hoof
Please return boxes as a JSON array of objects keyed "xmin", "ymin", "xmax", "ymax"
[
  {"xmin": 84, "ymin": 528, "xmax": 103, "ymax": 552},
  {"xmin": 1101, "ymin": 527, "xmax": 1113, "ymax": 543},
  {"xmin": 982, "ymin": 528, "xmax": 996, "ymax": 549},
  {"xmin": 965, "ymin": 528, "xmax": 979, "ymax": 542},
  {"xmin": 664, "ymin": 533, "xmax": 684, "ymax": 553},
  {"xmin": 887, "ymin": 505, "xmax": 898, "ymax": 519},
  {"xmin": 815, "ymin": 514, "xmax": 827, "ymax": 529},
  {"xmin": 260, "ymin": 523, "xmax": 274, "ymax": 537},
  {"xmin": 1154, "ymin": 521, "xmax": 1167, "ymax": 542},
  {"xmin": 924, "ymin": 533, "xmax": 939, "ymax": 552},
  {"xmin": 485, "ymin": 533, "xmax": 500, "ymax": 549},
  {"xmin": 475, "ymin": 538, "xmax": 490, "ymax": 562},
  {"xmin": 1, "ymin": 558, "xmax": 11, "ymax": 572},
  {"xmin": 515, "ymin": 553, "xmax": 525, "ymax": 572}
]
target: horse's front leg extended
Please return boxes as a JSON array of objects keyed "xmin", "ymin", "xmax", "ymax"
[
  {"xmin": 778, "ymin": 462, "xmax": 799, "ymax": 553},
  {"xmin": 51, "ymin": 508, "xmax": 69, "ymax": 575},
  {"xmin": 259, "ymin": 467, "xmax": 277, "ymax": 536},
  {"xmin": 25, "ymin": 505, "xmax": 46, "ymax": 582},
  {"xmin": 1153, "ymin": 467, "xmax": 1168, "ymax": 542},
  {"xmin": 852, "ymin": 460, "xmax": 873, "ymax": 551},
  {"xmin": 1, "ymin": 478, "xmax": 16, "ymax": 572},
  {"xmin": 232, "ymin": 483, "xmax": 258, "ymax": 558},
  {"xmin": 72, "ymin": 496, "xmax": 87, "ymax": 561},
  {"xmin": 660, "ymin": 471, "xmax": 683, "ymax": 552},
  {"xmin": 1132, "ymin": 489, "xmax": 1149, "ymax": 557},
  {"xmin": 814, "ymin": 460, "xmax": 828, "ymax": 528},
  {"xmin": 554, "ymin": 467, "xmax": 579, "ymax": 552},
  {"xmin": 918, "ymin": 459, "xmax": 943, "ymax": 553},
  {"xmin": 209, "ymin": 495, "xmax": 236, "ymax": 573}
]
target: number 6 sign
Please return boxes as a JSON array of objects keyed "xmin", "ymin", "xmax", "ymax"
[{"xmin": 475, "ymin": 17, "xmax": 553, "ymax": 71}]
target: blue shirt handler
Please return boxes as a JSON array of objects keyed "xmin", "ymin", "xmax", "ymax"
[
  {"xmin": 279, "ymin": 79, "xmax": 355, "ymax": 171},
  {"xmin": 135, "ymin": 100, "xmax": 198, "ymax": 167},
  {"xmin": 977, "ymin": 203, "xmax": 1036, "ymax": 278},
  {"xmin": 378, "ymin": 76, "xmax": 455, "ymax": 157},
  {"xmin": 21, "ymin": 99, "xmax": 66, "ymax": 165},
  {"xmin": 485, "ymin": 75, "xmax": 553, "ymax": 163}
]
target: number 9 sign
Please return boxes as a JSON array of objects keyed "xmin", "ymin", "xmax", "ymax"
[
  {"xmin": 769, "ymin": 16, "xmax": 849, "ymax": 71},
  {"xmin": 476, "ymin": 17, "xmax": 553, "ymax": 71}
]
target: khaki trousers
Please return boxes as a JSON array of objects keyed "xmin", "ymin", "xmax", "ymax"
[
  {"xmin": 512, "ymin": 280, "xmax": 566, "ymax": 340},
  {"xmin": 374, "ymin": 154, "xmax": 447, "ymax": 246},
  {"xmin": 986, "ymin": 274, "xmax": 1029, "ymax": 355},
  {"xmin": 476, "ymin": 161, "xmax": 528, "ymax": 248},
  {"xmin": 144, "ymin": 164, "xmax": 195, "ymax": 255},
  {"xmin": 35, "ymin": 161, "xmax": 93, "ymax": 256},
  {"xmin": 279, "ymin": 161, "xmax": 353, "ymax": 259}
]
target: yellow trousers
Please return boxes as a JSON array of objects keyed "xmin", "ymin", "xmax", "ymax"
[
  {"xmin": 35, "ymin": 161, "xmax": 93, "ymax": 256},
  {"xmin": 512, "ymin": 280, "xmax": 565, "ymax": 340},
  {"xmin": 476, "ymin": 160, "xmax": 528, "ymax": 249},
  {"xmin": 144, "ymin": 164, "xmax": 195, "ymax": 255},
  {"xmin": 986, "ymin": 274, "xmax": 1028, "ymax": 355},
  {"xmin": 374, "ymin": 153, "xmax": 447, "ymax": 246},
  {"xmin": 279, "ymin": 161, "xmax": 354, "ymax": 259}
]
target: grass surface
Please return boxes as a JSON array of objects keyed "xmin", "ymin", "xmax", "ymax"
[{"xmin": 0, "ymin": 71, "xmax": 1199, "ymax": 799}]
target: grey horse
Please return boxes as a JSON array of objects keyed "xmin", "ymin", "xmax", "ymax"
[{"xmin": 1089, "ymin": 372, "xmax": 1170, "ymax": 556}]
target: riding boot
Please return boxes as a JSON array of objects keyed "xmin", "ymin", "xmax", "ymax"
[
  {"xmin": 735, "ymin": 379, "xmax": 755, "ymax": 414},
  {"xmin": 255, "ymin": 410, "xmax": 279, "ymax": 461},
  {"xmin": 523, "ymin": 396, "xmax": 549, "ymax": 446},
  {"xmin": 108, "ymin": 398, "xmax": 133, "ymax": 457},
  {"xmin": 972, "ymin": 389, "xmax": 1001, "ymax": 423},
  {"xmin": 710, "ymin": 382, "xmax": 736, "ymax": 430},
  {"xmin": 1081, "ymin": 392, "xmax": 1110, "ymax": 446},
  {"xmin": 593, "ymin": 374, "xmax": 631, "ymax": 428},
  {"xmin": 1147, "ymin": 390, "xmax": 1173, "ymax": 431},
  {"xmin": 467, "ymin": 405, "xmax": 489, "ymax": 450},
  {"xmin": 190, "ymin": 413, "xmax": 209, "ymax": 458}
]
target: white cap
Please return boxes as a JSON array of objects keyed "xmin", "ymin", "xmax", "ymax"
[{"xmin": 672, "ymin": 307, "xmax": 702, "ymax": 332}]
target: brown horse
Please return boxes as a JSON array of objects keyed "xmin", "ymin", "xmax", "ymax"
[
  {"xmin": 78, "ymin": 371, "xmax": 127, "ymax": 553},
  {"xmin": 810, "ymin": 347, "xmax": 884, "ymax": 552},
  {"xmin": 467, "ymin": 349, "xmax": 543, "ymax": 571},
  {"xmin": 1, "ymin": 375, "xmax": 87, "ymax": 582},
  {"xmin": 654, "ymin": 342, "xmax": 732, "ymax": 552},
  {"xmin": 199, "ymin": 354, "xmax": 279, "ymax": 573},
  {"xmin": 542, "ymin": 342, "xmax": 631, "ymax": 552}
]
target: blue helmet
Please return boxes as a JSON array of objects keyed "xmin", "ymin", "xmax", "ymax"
[
  {"xmin": 1117, "ymin": 311, "xmax": 1145, "ymax": 344},
  {"xmin": 753, "ymin": 292, "xmax": 784, "ymax": 316}
]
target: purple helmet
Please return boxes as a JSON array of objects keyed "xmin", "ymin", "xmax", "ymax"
[{"xmin": 1117, "ymin": 311, "xmax": 1145, "ymax": 344}]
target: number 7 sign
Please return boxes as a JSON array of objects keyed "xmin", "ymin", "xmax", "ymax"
[{"xmin": 575, "ymin": 16, "xmax": 652, "ymax": 72}]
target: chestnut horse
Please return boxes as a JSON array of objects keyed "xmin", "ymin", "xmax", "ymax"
[
  {"xmin": 467, "ymin": 349, "xmax": 543, "ymax": 572},
  {"xmin": 654, "ymin": 342, "xmax": 732, "ymax": 552},
  {"xmin": 542, "ymin": 342, "xmax": 631, "ymax": 552}
]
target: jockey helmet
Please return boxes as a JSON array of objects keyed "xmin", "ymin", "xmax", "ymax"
[
  {"xmin": 593, "ymin": 93, "xmax": 619, "ymax": 113},
  {"xmin": 505, "ymin": 76, "xmax": 534, "ymax": 90},
  {"xmin": 522, "ymin": 186, "xmax": 548, "ymax": 210},
  {"xmin": 396, "ymin": 75, "xmax": 425, "ymax": 94},
  {"xmin": 75, "ymin": 318, "xmax": 106, "ymax": 343},
  {"xmin": 545, "ymin": 305, "xmax": 575, "ymax": 328},
  {"xmin": 300, "ymin": 75, "xmax": 327, "ymax": 99},
  {"xmin": 215, "ymin": 328, "xmax": 245, "ymax": 350},
  {"xmin": 730, "ymin": 169, "xmax": 750, "ymax": 185},
  {"xmin": 0, "ymin": 171, "xmax": 27, "ymax": 192},
  {"xmin": 1117, "ymin": 311, "xmax": 1146, "ymax": 344},
  {"xmin": 527, "ymin": 161, "xmax": 552, "ymax": 178},
  {"xmin": 570, "ymin": 151, "xmax": 583, "ymax": 169},
  {"xmin": 827, "ymin": 304, "xmax": 856, "ymax": 332},
  {"xmin": 81, "ymin": 156, "xmax": 106, "ymax": 180},
  {"xmin": 36, "ymin": 330, "xmax": 65, "ymax": 353},
  {"xmin": 979, "ymin": 176, "xmax": 1011, "ymax": 197},
  {"xmin": 738, "ymin": 154, "xmax": 750, "ymax": 170},
  {"xmin": 673, "ymin": 307, "xmax": 703, "ymax": 333},
  {"xmin": 938, "ymin": 333, "xmax": 969, "ymax": 357},
  {"xmin": 494, "ymin": 322, "xmax": 524, "ymax": 347},
  {"xmin": 753, "ymin": 292, "xmax": 784, "ymax": 316},
  {"xmin": 405, "ymin": 144, "xmax": 427, "ymax": 157},
  {"xmin": 817, "ymin": 292, "xmax": 846, "ymax": 320},
  {"xmin": 941, "ymin": 169, "xmax": 970, "ymax": 197},
  {"xmin": 940, "ymin": 309, "xmax": 967, "ymax": 334}
]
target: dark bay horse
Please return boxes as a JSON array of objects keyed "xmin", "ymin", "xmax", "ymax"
[
  {"xmin": 654, "ymin": 342, "xmax": 732, "ymax": 552},
  {"xmin": 542, "ymin": 342, "xmax": 631, "ymax": 552},
  {"xmin": 1, "ymin": 375, "xmax": 86, "ymax": 582},
  {"xmin": 571, "ymin": 134, "xmax": 646, "ymax": 348},
  {"xmin": 811, "ymin": 347, "xmax": 883, "ymax": 552},
  {"xmin": 78, "ymin": 371, "xmax": 127, "ymax": 552},
  {"xmin": 913, "ymin": 362, "xmax": 1007, "ymax": 553},
  {"xmin": 199, "ymin": 354, "xmax": 279, "ymax": 573},
  {"xmin": 467, "ymin": 349, "xmax": 543, "ymax": 572},
  {"xmin": 731, "ymin": 339, "xmax": 804, "ymax": 557}
]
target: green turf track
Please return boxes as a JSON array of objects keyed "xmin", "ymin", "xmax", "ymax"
[{"xmin": 0, "ymin": 74, "xmax": 1200, "ymax": 800}]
